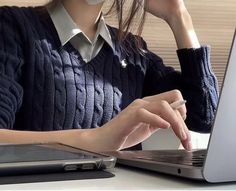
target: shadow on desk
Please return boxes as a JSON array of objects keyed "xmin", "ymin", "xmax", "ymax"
[{"xmin": 0, "ymin": 170, "xmax": 114, "ymax": 185}]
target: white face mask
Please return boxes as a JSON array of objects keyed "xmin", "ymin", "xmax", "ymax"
[{"xmin": 85, "ymin": 0, "xmax": 105, "ymax": 5}]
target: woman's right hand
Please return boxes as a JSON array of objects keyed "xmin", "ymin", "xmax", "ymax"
[{"xmin": 86, "ymin": 89, "xmax": 191, "ymax": 152}]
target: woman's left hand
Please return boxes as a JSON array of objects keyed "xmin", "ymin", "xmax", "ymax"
[
  {"xmin": 144, "ymin": 0, "xmax": 200, "ymax": 49},
  {"xmin": 144, "ymin": 0, "xmax": 187, "ymax": 24}
]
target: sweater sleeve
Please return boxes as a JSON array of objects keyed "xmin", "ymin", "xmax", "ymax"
[
  {"xmin": 142, "ymin": 42, "xmax": 219, "ymax": 133},
  {"xmin": 0, "ymin": 7, "xmax": 24, "ymax": 129}
]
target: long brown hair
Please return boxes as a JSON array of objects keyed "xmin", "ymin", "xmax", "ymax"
[
  {"xmin": 107, "ymin": 0, "xmax": 147, "ymax": 54},
  {"xmin": 47, "ymin": 0, "xmax": 147, "ymax": 54}
]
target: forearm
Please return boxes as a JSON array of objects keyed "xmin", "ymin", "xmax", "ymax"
[
  {"xmin": 0, "ymin": 129, "xmax": 92, "ymax": 150},
  {"xmin": 167, "ymin": 9, "xmax": 200, "ymax": 49},
  {"xmin": 0, "ymin": 127, "xmax": 122, "ymax": 152}
]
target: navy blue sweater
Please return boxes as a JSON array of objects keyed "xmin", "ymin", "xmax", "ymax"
[{"xmin": 0, "ymin": 6, "xmax": 219, "ymax": 132}]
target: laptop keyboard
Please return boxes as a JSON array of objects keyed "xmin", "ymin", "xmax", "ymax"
[{"xmin": 132, "ymin": 149, "xmax": 206, "ymax": 167}]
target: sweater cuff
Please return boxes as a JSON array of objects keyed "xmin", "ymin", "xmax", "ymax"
[{"xmin": 177, "ymin": 46, "xmax": 213, "ymax": 79}]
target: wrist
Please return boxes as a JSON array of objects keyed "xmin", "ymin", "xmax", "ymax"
[
  {"xmin": 167, "ymin": 9, "xmax": 189, "ymax": 27},
  {"xmin": 56, "ymin": 129, "xmax": 96, "ymax": 151},
  {"xmin": 74, "ymin": 125, "xmax": 121, "ymax": 152},
  {"xmin": 166, "ymin": 9, "xmax": 201, "ymax": 49}
]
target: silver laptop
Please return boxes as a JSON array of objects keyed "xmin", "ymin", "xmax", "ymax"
[
  {"xmin": 0, "ymin": 143, "xmax": 116, "ymax": 176},
  {"xmin": 108, "ymin": 29, "xmax": 236, "ymax": 183}
]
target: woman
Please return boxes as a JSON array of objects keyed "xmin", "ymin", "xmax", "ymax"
[{"xmin": 0, "ymin": 0, "xmax": 218, "ymax": 151}]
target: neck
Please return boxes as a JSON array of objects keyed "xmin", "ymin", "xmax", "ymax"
[{"xmin": 62, "ymin": 0, "xmax": 104, "ymax": 40}]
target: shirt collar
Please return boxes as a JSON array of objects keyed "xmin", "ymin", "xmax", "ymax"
[{"xmin": 47, "ymin": 2, "xmax": 114, "ymax": 50}]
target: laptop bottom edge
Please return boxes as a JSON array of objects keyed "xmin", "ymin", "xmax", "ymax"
[{"xmin": 117, "ymin": 158, "xmax": 204, "ymax": 181}]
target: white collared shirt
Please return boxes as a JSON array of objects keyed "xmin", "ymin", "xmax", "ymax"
[{"xmin": 47, "ymin": 2, "xmax": 114, "ymax": 63}]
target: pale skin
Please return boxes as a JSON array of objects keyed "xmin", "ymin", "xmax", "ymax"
[{"xmin": 0, "ymin": 0, "xmax": 201, "ymax": 152}]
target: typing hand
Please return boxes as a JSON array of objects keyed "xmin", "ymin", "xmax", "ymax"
[{"xmin": 92, "ymin": 90, "xmax": 192, "ymax": 151}]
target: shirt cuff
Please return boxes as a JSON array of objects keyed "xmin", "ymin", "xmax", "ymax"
[{"xmin": 177, "ymin": 46, "xmax": 213, "ymax": 79}]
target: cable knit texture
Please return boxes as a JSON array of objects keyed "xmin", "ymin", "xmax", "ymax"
[{"xmin": 0, "ymin": 6, "xmax": 219, "ymax": 133}]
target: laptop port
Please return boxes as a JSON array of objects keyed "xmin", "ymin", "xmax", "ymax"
[
  {"xmin": 81, "ymin": 163, "xmax": 95, "ymax": 170},
  {"xmin": 64, "ymin": 164, "xmax": 78, "ymax": 171}
]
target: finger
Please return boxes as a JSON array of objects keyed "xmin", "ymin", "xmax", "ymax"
[
  {"xmin": 181, "ymin": 138, "xmax": 192, "ymax": 151},
  {"xmin": 175, "ymin": 110, "xmax": 191, "ymax": 141},
  {"xmin": 141, "ymin": 101, "xmax": 191, "ymax": 150},
  {"xmin": 170, "ymin": 100, "xmax": 187, "ymax": 120},
  {"xmin": 170, "ymin": 110, "xmax": 189, "ymax": 143},
  {"xmin": 136, "ymin": 108, "xmax": 171, "ymax": 129},
  {"xmin": 147, "ymin": 100, "xmax": 187, "ymax": 141},
  {"xmin": 143, "ymin": 90, "xmax": 187, "ymax": 119},
  {"xmin": 175, "ymin": 111, "xmax": 192, "ymax": 151}
]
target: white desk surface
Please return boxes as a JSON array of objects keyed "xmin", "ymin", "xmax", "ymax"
[{"xmin": 1, "ymin": 166, "xmax": 236, "ymax": 190}]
